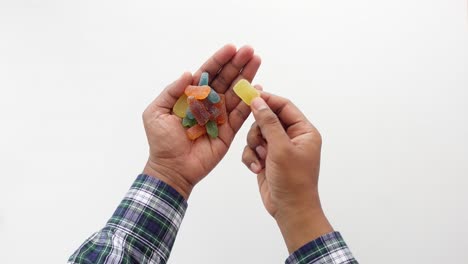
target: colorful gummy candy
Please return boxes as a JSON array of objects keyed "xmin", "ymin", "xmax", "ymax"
[
  {"xmin": 199, "ymin": 72, "xmax": 209, "ymax": 86},
  {"xmin": 185, "ymin": 85, "xmax": 211, "ymax": 100},
  {"xmin": 173, "ymin": 94, "xmax": 188, "ymax": 118},
  {"xmin": 213, "ymin": 94, "xmax": 227, "ymax": 124},
  {"xmin": 186, "ymin": 124, "xmax": 207, "ymax": 140},
  {"xmin": 187, "ymin": 96, "xmax": 211, "ymax": 125},
  {"xmin": 172, "ymin": 72, "xmax": 228, "ymax": 140},
  {"xmin": 233, "ymin": 79, "xmax": 259, "ymax": 106},
  {"xmin": 205, "ymin": 120, "xmax": 218, "ymax": 138}
]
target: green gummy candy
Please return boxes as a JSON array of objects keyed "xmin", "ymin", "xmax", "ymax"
[
  {"xmin": 182, "ymin": 116, "xmax": 197, "ymax": 127},
  {"xmin": 199, "ymin": 72, "xmax": 209, "ymax": 86},
  {"xmin": 205, "ymin": 120, "xmax": 218, "ymax": 138}
]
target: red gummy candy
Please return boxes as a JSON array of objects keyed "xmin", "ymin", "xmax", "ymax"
[
  {"xmin": 201, "ymin": 99, "xmax": 220, "ymax": 119},
  {"xmin": 213, "ymin": 94, "xmax": 227, "ymax": 125},
  {"xmin": 188, "ymin": 96, "xmax": 211, "ymax": 125}
]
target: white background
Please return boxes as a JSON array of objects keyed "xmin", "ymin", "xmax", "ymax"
[{"xmin": 1, "ymin": 0, "xmax": 467, "ymax": 263}]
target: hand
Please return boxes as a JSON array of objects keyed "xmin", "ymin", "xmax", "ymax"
[
  {"xmin": 142, "ymin": 44, "xmax": 261, "ymax": 200},
  {"xmin": 242, "ymin": 92, "xmax": 333, "ymax": 253}
]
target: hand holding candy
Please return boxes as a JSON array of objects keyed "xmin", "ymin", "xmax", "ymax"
[
  {"xmin": 142, "ymin": 45, "xmax": 261, "ymax": 199},
  {"xmin": 241, "ymin": 93, "xmax": 333, "ymax": 253}
]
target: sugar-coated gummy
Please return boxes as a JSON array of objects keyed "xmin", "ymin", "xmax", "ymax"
[
  {"xmin": 182, "ymin": 116, "xmax": 197, "ymax": 127},
  {"xmin": 183, "ymin": 73, "xmax": 225, "ymax": 140},
  {"xmin": 199, "ymin": 72, "xmax": 209, "ymax": 86},
  {"xmin": 205, "ymin": 120, "xmax": 218, "ymax": 138},
  {"xmin": 201, "ymin": 98, "xmax": 220, "ymax": 119},
  {"xmin": 208, "ymin": 104, "xmax": 220, "ymax": 119},
  {"xmin": 207, "ymin": 88, "xmax": 220, "ymax": 103},
  {"xmin": 186, "ymin": 108, "xmax": 194, "ymax": 120},
  {"xmin": 173, "ymin": 94, "xmax": 188, "ymax": 118},
  {"xmin": 214, "ymin": 94, "xmax": 227, "ymax": 125},
  {"xmin": 188, "ymin": 96, "xmax": 211, "ymax": 125},
  {"xmin": 186, "ymin": 124, "xmax": 207, "ymax": 140},
  {"xmin": 233, "ymin": 79, "xmax": 259, "ymax": 106},
  {"xmin": 185, "ymin": 85, "xmax": 211, "ymax": 100}
]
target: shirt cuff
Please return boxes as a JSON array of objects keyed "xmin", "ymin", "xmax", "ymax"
[
  {"xmin": 105, "ymin": 174, "xmax": 188, "ymax": 263},
  {"xmin": 285, "ymin": 231, "xmax": 357, "ymax": 264}
]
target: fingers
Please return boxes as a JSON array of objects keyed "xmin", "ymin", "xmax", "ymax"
[
  {"xmin": 210, "ymin": 45, "xmax": 254, "ymax": 94},
  {"xmin": 246, "ymin": 122, "xmax": 265, "ymax": 150},
  {"xmin": 260, "ymin": 92, "xmax": 315, "ymax": 139},
  {"xmin": 228, "ymin": 100, "xmax": 251, "ymax": 134},
  {"xmin": 250, "ymin": 97, "xmax": 290, "ymax": 144},
  {"xmin": 260, "ymin": 92, "xmax": 307, "ymax": 127},
  {"xmin": 242, "ymin": 146, "xmax": 263, "ymax": 174},
  {"xmin": 228, "ymin": 84, "xmax": 263, "ymax": 133},
  {"xmin": 242, "ymin": 121, "xmax": 268, "ymax": 174},
  {"xmin": 255, "ymin": 145, "xmax": 267, "ymax": 160},
  {"xmin": 149, "ymin": 72, "xmax": 193, "ymax": 116},
  {"xmin": 193, "ymin": 44, "xmax": 237, "ymax": 85},
  {"xmin": 225, "ymin": 55, "xmax": 262, "ymax": 112}
]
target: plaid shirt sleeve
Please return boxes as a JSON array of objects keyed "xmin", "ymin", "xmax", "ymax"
[
  {"xmin": 68, "ymin": 174, "xmax": 187, "ymax": 264},
  {"xmin": 286, "ymin": 231, "xmax": 358, "ymax": 264}
]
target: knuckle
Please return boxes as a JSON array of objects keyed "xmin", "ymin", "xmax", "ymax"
[
  {"xmin": 241, "ymin": 146, "xmax": 252, "ymax": 163},
  {"xmin": 247, "ymin": 130, "xmax": 259, "ymax": 147}
]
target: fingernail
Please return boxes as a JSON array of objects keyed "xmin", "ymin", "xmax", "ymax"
[
  {"xmin": 255, "ymin": 145, "xmax": 267, "ymax": 160},
  {"xmin": 250, "ymin": 162, "xmax": 260, "ymax": 173},
  {"xmin": 251, "ymin": 97, "xmax": 267, "ymax": 111}
]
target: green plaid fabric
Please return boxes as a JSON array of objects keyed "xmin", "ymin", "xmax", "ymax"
[
  {"xmin": 69, "ymin": 174, "xmax": 357, "ymax": 264},
  {"xmin": 68, "ymin": 174, "xmax": 187, "ymax": 264},
  {"xmin": 286, "ymin": 232, "xmax": 358, "ymax": 264}
]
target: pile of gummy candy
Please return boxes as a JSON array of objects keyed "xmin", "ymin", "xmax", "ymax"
[{"xmin": 172, "ymin": 72, "xmax": 259, "ymax": 140}]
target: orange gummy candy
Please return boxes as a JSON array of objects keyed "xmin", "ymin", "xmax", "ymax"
[
  {"xmin": 186, "ymin": 124, "xmax": 207, "ymax": 140},
  {"xmin": 185, "ymin": 85, "xmax": 211, "ymax": 100},
  {"xmin": 214, "ymin": 94, "xmax": 227, "ymax": 125}
]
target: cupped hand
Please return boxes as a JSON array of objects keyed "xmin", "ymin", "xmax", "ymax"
[{"xmin": 143, "ymin": 44, "xmax": 261, "ymax": 199}]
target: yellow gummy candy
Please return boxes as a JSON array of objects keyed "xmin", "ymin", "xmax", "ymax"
[
  {"xmin": 173, "ymin": 94, "xmax": 188, "ymax": 118},
  {"xmin": 233, "ymin": 79, "xmax": 259, "ymax": 106}
]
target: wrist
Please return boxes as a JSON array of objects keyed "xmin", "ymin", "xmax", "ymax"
[
  {"xmin": 143, "ymin": 159, "xmax": 193, "ymax": 200},
  {"xmin": 275, "ymin": 205, "xmax": 333, "ymax": 254}
]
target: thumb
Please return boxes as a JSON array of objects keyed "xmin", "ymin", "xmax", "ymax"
[{"xmin": 251, "ymin": 97, "xmax": 289, "ymax": 143}]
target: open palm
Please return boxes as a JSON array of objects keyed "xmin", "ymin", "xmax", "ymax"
[{"xmin": 143, "ymin": 45, "xmax": 261, "ymax": 198}]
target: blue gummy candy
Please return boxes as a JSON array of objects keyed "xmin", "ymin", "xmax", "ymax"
[
  {"xmin": 186, "ymin": 108, "xmax": 194, "ymax": 120},
  {"xmin": 207, "ymin": 89, "xmax": 220, "ymax": 103},
  {"xmin": 199, "ymin": 72, "xmax": 209, "ymax": 86}
]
